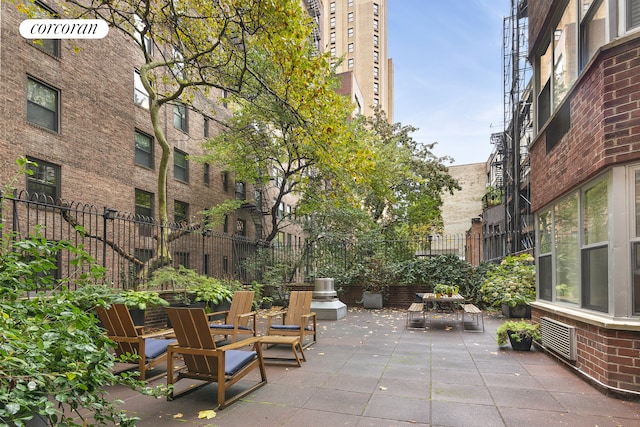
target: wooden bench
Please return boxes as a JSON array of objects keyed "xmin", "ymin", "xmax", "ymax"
[
  {"xmin": 406, "ymin": 303, "xmax": 426, "ymax": 329},
  {"xmin": 461, "ymin": 304, "xmax": 484, "ymax": 332}
]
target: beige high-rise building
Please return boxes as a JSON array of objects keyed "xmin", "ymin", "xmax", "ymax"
[{"xmin": 323, "ymin": 0, "xmax": 393, "ymax": 120}]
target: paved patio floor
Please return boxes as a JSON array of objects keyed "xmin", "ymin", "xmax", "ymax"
[{"xmin": 109, "ymin": 307, "xmax": 640, "ymax": 426}]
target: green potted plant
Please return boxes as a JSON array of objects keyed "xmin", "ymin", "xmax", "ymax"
[
  {"xmin": 480, "ymin": 253, "xmax": 535, "ymax": 318},
  {"xmin": 496, "ymin": 320, "xmax": 541, "ymax": 351},
  {"xmin": 116, "ymin": 289, "xmax": 170, "ymax": 326},
  {"xmin": 188, "ymin": 277, "xmax": 235, "ymax": 313},
  {"xmin": 433, "ymin": 283, "xmax": 459, "ymax": 297},
  {"xmin": 260, "ymin": 296, "xmax": 274, "ymax": 309}
]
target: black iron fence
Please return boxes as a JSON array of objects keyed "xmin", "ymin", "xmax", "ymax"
[{"xmin": 0, "ymin": 191, "xmax": 514, "ymax": 289}]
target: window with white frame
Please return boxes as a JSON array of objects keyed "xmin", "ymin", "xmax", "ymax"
[
  {"xmin": 348, "ymin": 0, "xmax": 353, "ymax": 7},
  {"xmin": 373, "ymin": 82, "xmax": 379, "ymax": 95},
  {"xmin": 374, "ymin": 66, "xmax": 379, "ymax": 79},
  {"xmin": 330, "ymin": 31, "xmax": 336, "ymax": 44},
  {"xmin": 374, "ymin": 50, "xmax": 379, "ymax": 63},
  {"xmin": 374, "ymin": 34, "xmax": 379, "ymax": 47},
  {"xmin": 348, "ymin": 43, "xmax": 354, "ymax": 53},
  {"xmin": 134, "ymin": 70, "xmax": 149, "ymax": 109},
  {"xmin": 27, "ymin": 77, "xmax": 59, "ymax": 132},
  {"xmin": 134, "ymin": 14, "xmax": 153, "ymax": 54},
  {"xmin": 581, "ymin": 178, "xmax": 608, "ymax": 311},
  {"xmin": 536, "ymin": 175, "xmax": 610, "ymax": 312},
  {"xmin": 330, "ymin": 16, "xmax": 336, "ymax": 28},
  {"xmin": 330, "ymin": 1, "xmax": 336, "ymax": 13},
  {"xmin": 348, "ymin": 27, "xmax": 354, "ymax": 37},
  {"xmin": 348, "ymin": 12, "xmax": 354, "ymax": 22},
  {"xmin": 373, "ymin": 2, "xmax": 379, "ymax": 15},
  {"xmin": 633, "ymin": 169, "xmax": 640, "ymax": 313},
  {"xmin": 348, "ymin": 58, "xmax": 354, "ymax": 68},
  {"xmin": 331, "ymin": 47, "xmax": 336, "ymax": 57},
  {"xmin": 374, "ymin": 19, "xmax": 379, "ymax": 31}
]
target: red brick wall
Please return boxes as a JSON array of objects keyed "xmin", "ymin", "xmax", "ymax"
[
  {"xmin": 530, "ymin": 37, "xmax": 640, "ymax": 211},
  {"xmin": 533, "ymin": 308, "xmax": 640, "ymax": 393}
]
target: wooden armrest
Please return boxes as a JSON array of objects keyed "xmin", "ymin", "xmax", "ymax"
[
  {"xmin": 219, "ymin": 336, "xmax": 261, "ymax": 351},
  {"xmin": 141, "ymin": 328, "xmax": 175, "ymax": 339},
  {"xmin": 207, "ymin": 310, "xmax": 229, "ymax": 318},
  {"xmin": 265, "ymin": 309, "xmax": 287, "ymax": 318},
  {"xmin": 236, "ymin": 311, "xmax": 257, "ymax": 319}
]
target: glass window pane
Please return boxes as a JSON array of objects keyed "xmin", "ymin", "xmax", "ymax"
[
  {"xmin": 538, "ymin": 209, "xmax": 552, "ymax": 253},
  {"xmin": 633, "ymin": 242, "xmax": 640, "ymax": 314},
  {"xmin": 174, "ymin": 150, "xmax": 188, "ymax": 182},
  {"xmin": 27, "ymin": 160, "xmax": 59, "ymax": 200},
  {"xmin": 134, "ymin": 70, "xmax": 149, "ymax": 109},
  {"xmin": 553, "ymin": 0, "xmax": 578, "ymax": 108},
  {"xmin": 583, "ymin": 0, "xmax": 606, "ymax": 66},
  {"xmin": 555, "ymin": 193, "xmax": 579, "ymax": 305},
  {"xmin": 583, "ymin": 178, "xmax": 608, "ymax": 245},
  {"xmin": 539, "ymin": 254, "xmax": 553, "ymax": 301},
  {"xmin": 135, "ymin": 131, "xmax": 152, "ymax": 167},
  {"xmin": 582, "ymin": 245, "xmax": 608, "ymax": 312},
  {"xmin": 635, "ymin": 171, "xmax": 640, "ymax": 237},
  {"xmin": 27, "ymin": 78, "xmax": 58, "ymax": 132},
  {"xmin": 628, "ymin": 0, "xmax": 640, "ymax": 30}
]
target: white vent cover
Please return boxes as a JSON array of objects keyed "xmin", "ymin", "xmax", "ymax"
[{"xmin": 540, "ymin": 317, "xmax": 577, "ymax": 361}]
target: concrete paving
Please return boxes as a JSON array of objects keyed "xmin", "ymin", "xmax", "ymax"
[{"xmin": 111, "ymin": 307, "xmax": 640, "ymax": 426}]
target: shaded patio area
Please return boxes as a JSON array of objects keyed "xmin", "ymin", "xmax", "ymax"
[{"xmin": 110, "ymin": 308, "xmax": 640, "ymax": 426}]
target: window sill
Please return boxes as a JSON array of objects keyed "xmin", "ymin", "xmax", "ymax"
[{"xmin": 531, "ymin": 300, "xmax": 640, "ymax": 331}]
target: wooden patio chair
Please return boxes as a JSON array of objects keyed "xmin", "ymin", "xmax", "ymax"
[
  {"xmin": 165, "ymin": 307, "xmax": 267, "ymax": 409},
  {"xmin": 208, "ymin": 290, "xmax": 257, "ymax": 343},
  {"xmin": 95, "ymin": 303, "xmax": 176, "ymax": 381},
  {"xmin": 265, "ymin": 291, "xmax": 317, "ymax": 349}
]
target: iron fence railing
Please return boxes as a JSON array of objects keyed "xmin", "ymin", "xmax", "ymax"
[{"xmin": 0, "ymin": 191, "xmax": 514, "ymax": 288}]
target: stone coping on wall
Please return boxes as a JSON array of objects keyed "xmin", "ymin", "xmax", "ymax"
[{"xmin": 532, "ymin": 301, "xmax": 640, "ymax": 331}]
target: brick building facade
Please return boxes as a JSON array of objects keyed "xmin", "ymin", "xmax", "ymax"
[
  {"xmin": 0, "ymin": 1, "xmax": 308, "ymax": 283},
  {"xmin": 528, "ymin": 0, "xmax": 640, "ymax": 395}
]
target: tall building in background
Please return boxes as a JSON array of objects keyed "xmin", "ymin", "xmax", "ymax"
[{"xmin": 323, "ymin": 0, "xmax": 393, "ymax": 121}]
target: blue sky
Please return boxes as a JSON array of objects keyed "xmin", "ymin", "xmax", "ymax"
[{"xmin": 388, "ymin": 0, "xmax": 510, "ymax": 165}]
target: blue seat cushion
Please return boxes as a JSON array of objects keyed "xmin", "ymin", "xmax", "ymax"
[
  {"xmin": 210, "ymin": 324, "xmax": 251, "ymax": 330},
  {"xmin": 144, "ymin": 338, "xmax": 176, "ymax": 361},
  {"xmin": 270, "ymin": 325, "xmax": 312, "ymax": 331},
  {"xmin": 225, "ymin": 350, "xmax": 257, "ymax": 375}
]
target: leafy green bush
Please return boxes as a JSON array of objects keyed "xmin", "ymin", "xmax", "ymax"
[
  {"xmin": 480, "ymin": 254, "xmax": 536, "ymax": 309},
  {"xmin": 0, "ymin": 231, "xmax": 153, "ymax": 426}
]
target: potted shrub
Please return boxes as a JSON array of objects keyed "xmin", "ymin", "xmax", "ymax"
[
  {"xmin": 496, "ymin": 320, "xmax": 541, "ymax": 351},
  {"xmin": 188, "ymin": 277, "xmax": 235, "ymax": 313},
  {"xmin": 260, "ymin": 296, "xmax": 274, "ymax": 309},
  {"xmin": 116, "ymin": 289, "xmax": 170, "ymax": 326},
  {"xmin": 480, "ymin": 254, "xmax": 535, "ymax": 318},
  {"xmin": 433, "ymin": 283, "xmax": 459, "ymax": 297},
  {"xmin": 358, "ymin": 256, "xmax": 394, "ymax": 309}
]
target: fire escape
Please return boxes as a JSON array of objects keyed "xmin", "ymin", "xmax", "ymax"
[{"xmin": 489, "ymin": 0, "xmax": 533, "ymax": 257}]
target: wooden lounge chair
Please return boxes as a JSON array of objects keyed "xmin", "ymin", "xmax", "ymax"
[
  {"xmin": 265, "ymin": 291, "xmax": 317, "ymax": 349},
  {"xmin": 208, "ymin": 290, "xmax": 257, "ymax": 343},
  {"xmin": 95, "ymin": 303, "xmax": 176, "ymax": 381},
  {"xmin": 165, "ymin": 307, "xmax": 267, "ymax": 409}
]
